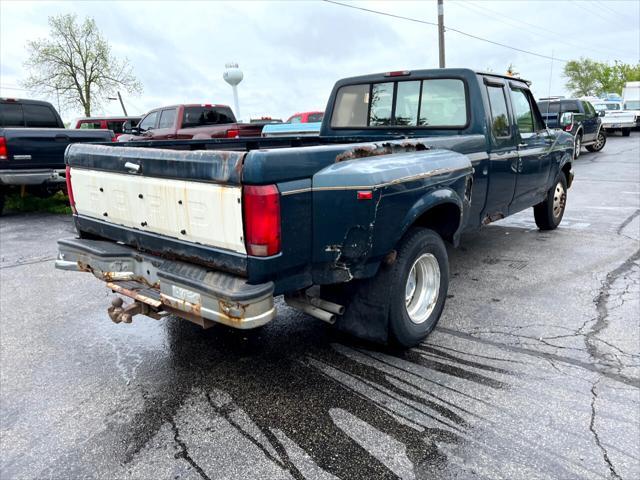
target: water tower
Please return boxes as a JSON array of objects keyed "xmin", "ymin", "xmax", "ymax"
[{"xmin": 223, "ymin": 62, "xmax": 243, "ymax": 121}]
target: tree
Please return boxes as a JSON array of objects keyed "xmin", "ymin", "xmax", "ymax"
[
  {"xmin": 563, "ymin": 58, "xmax": 601, "ymax": 97},
  {"xmin": 22, "ymin": 14, "xmax": 142, "ymax": 116},
  {"xmin": 564, "ymin": 58, "xmax": 640, "ymax": 97}
]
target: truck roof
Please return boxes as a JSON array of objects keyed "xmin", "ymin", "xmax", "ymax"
[
  {"xmin": 333, "ymin": 68, "xmax": 531, "ymax": 86},
  {"xmin": 0, "ymin": 97, "xmax": 57, "ymax": 107}
]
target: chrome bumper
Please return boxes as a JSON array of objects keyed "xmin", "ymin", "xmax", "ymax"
[
  {"xmin": 0, "ymin": 169, "xmax": 66, "ymax": 185},
  {"xmin": 55, "ymin": 238, "xmax": 276, "ymax": 329}
]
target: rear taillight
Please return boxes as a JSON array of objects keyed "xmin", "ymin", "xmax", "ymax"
[
  {"xmin": 0, "ymin": 137, "xmax": 7, "ymax": 161},
  {"xmin": 243, "ymin": 185, "xmax": 281, "ymax": 257},
  {"xmin": 65, "ymin": 165, "xmax": 77, "ymax": 214},
  {"xmin": 564, "ymin": 125, "xmax": 573, "ymax": 132},
  {"xmin": 225, "ymin": 129, "xmax": 240, "ymax": 138}
]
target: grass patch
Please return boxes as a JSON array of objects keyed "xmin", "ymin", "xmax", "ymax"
[{"xmin": 5, "ymin": 191, "xmax": 72, "ymax": 215}]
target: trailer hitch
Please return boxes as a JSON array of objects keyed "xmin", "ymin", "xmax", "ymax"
[{"xmin": 107, "ymin": 297, "xmax": 165, "ymax": 324}]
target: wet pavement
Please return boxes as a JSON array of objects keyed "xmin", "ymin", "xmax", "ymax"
[{"xmin": 1, "ymin": 133, "xmax": 639, "ymax": 480}]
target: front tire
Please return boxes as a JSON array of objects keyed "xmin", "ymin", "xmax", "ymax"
[
  {"xmin": 534, "ymin": 173, "xmax": 567, "ymax": 230},
  {"xmin": 586, "ymin": 130, "xmax": 606, "ymax": 152},
  {"xmin": 622, "ymin": 128, "xmax": 631, "ymax": 137},
  {"xmin": 574, "ymin": 133, "xmax": 582, "ymax": 159},
  {"xmin": 387, "ymin": 228, "xmax": 449, "ymax": 348}
]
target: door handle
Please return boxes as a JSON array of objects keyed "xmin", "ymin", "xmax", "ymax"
[{"xmin": 517, "ymin": 143, "xmax": 527, "ymax": 148}]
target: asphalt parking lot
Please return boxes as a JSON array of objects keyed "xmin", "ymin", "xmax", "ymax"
[{"xmin": 1, "ymin": 133, "xmax": 639, "ymax": 480}]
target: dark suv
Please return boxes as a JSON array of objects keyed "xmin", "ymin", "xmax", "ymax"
[{"xmin": 537, "ymin": 98, "xmax": 606, "ymax": 158}]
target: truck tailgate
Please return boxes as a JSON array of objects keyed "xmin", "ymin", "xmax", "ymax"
[{"xmin": 67, "ymin": 144, "xmax": 247, "ymax": 256}]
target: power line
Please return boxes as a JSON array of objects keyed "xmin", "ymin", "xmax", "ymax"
[
  {"xmin": 452, "ymin": 0, "xmax": 629, "ymax": 58},
  {"xmin": 323, "ymin": 0, "xmax": 570, "ymax": 62}
]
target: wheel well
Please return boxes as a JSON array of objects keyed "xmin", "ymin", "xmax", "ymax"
[
  {"xmin": 562, "ymin": 162, "xmax": 572, "ymax": 183},
  {"xmin": 411, "ymin": 203, "xmax": 461, "ymax": 245}
]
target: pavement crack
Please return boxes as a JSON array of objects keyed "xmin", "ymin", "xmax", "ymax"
[
  {"xmin": 589, "ymin": 380, "xmax": 621, "ymax": 480},
  {"xmin": 586, "ymin": 248, "xmax": 640, "ymax": 366},
  {"xmin": 169, "ymin": 419, "xmax": 212, "ymax": 480}
]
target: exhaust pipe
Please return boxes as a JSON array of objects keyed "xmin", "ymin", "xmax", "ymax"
[
  {"xmin": 285, "ymin": 292, "xmax": 345, "ymax": 324},
  {"xmin": 285, "ymin": 295, "xmax": 337, "ymax": 324},
  {"xmin": 306, "ymin": 296, "xmax": 345, "ymax": 315}
]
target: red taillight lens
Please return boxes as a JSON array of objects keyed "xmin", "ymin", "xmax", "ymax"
[
  {"xmin": 564, "ymin": 125, "xmax": 572, "ymax": 132},
  {"xmin": 243, "ymin": 185, "xmax": 281, "ymax": 257},
  {"xmin": 65, "ymin": 165, "xmax": 77, "ymax": 214},
  {"xmin": 225, "ymin": 129, "xmax": 240, "ymax": 138},
  {"xmin": 0, "ymin": 137, "xmax": 7, "ymax": 161}
]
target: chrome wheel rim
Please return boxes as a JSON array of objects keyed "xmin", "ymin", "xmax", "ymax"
[
  {"xmin": 552, "ymin": 181, "xmax": 566, "ymax": 219},
  {"xmin": 594, "ymin": 133, "xmax": 604, "ymax": 150},
  {"xmin": 405, "ymin": 253, "xmax": 440, "ymax": 324},
  {"xmin": 575, "ymin": 136, "xmax": 581, "ymax": 158}
]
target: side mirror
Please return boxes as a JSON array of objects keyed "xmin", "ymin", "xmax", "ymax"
[
  {"xmin": 122, "ymin": 120, "xmax": 133, "ymax": 134},
  {"xmin": 560, "ymin": 112, "xmax": 574, "ymax": 127},
  {"xmin": 598, "ymin": 110, "xmax": 606, "ymax": 117}
]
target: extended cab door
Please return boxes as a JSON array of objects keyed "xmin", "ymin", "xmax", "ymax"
[
  {"xmin": 509, "ymin": 85, "xmax": 553, "ymax": 209},
  {"xmin": 481, "ymin": 80, "xmax": 518, "ymax": 222}
]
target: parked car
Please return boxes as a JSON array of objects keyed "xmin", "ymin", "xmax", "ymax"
[
  {"xmin": 537, "ymin": 98, "xmax": 606, "ymax": 158},
  {"xmin": 56, "ymin": 68, "xmax": 574, "ymax": 347},
  {"xmin": 74, "ymin": 116, "xmax": 141, "ymax": 138},
  {"xmin": 262, "ymin": 111, "xmax": 325, "ymax": 137},
  {"xmin": 117, "ymin": 104, "xmax": 263, "ymax": 141},
  {"xmin": 0, "ymin": 98, "xmax": 114, "ymax": 214},
  {"xmin": 590, "ymin": 100, "xmax": 637, "ymax": 136},
  {"xmin": 286, "ymin": 111, "xmax": 324, "ymax": 123}
]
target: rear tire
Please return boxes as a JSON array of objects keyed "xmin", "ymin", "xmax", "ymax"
[
  {"xmin": 622, "ymin": 128, "xmax": 631, "ymax": 137},
  {"xmin": 574, "ymin": 133, "xmax": 582, "ymax": 159},
  {"xmin": 534, "ymin": 173, "xmax": 567, "ymax": 230},
  {"xmin": 387, "ymin": 228, "xmax": 449, "ymax": 348},
  {"xmin": 586, "ymin": 130, "xmax": 606, "ymax": 152}
]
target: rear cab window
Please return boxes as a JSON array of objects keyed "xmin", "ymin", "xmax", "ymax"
[
  {"xmin": 0, "ymin": 103, "xmax": 25, "ymax": 127},
  {"xmin": 181, "ymin": 106, "xmax": 235, "ymax": 128},
  {"xmin": 330, "ymin": 78, "xmax": 468, "ymax": 129},
  {"xmin": 23, "ymin": 104, "xmax": 60, "ymax": 128}
]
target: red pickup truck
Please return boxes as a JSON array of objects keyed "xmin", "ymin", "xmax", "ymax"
[{"xmin": 118, "ymin": 104, "xmax": 263, "ymax": 141}]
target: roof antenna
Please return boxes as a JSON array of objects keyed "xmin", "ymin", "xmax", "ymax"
[{"xmin": 546, "ymin": 49, "xmax": 554, "ymax": 122}]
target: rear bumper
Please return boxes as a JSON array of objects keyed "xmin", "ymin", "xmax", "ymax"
[
  {"xmin": 602, "ymin": 121, "xmax": 635, "ymax": 129},
  {"xmin": 0, "ymin": 168, "xmax": 66, "ymax": 185},
  {"xmin": 55, "ymin": 238, "xmax": 276, "ymax": 329}
]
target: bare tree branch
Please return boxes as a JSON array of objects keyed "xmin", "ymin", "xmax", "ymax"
[{"xmin": 21, "ymin": 14, "xmax": 142, "ymax": 116}]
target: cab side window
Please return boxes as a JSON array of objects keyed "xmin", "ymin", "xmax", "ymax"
[
  {"xmin": 158, "ymin": 108, "xmax": 176, "ymax": 129},
  {"xmin": 510, "ymin": 88, "xmax": 534, "ymax": 135},
  {"xmin": 486, "ymin": 85, "xmax": 511, "ymax": 138},
  {"xmin": 138, "ymin": 111, "xmax": 158, "ymax": 131}
]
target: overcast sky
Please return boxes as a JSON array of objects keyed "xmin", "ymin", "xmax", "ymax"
[{"xmin": 1, "ymin": 0, "xmax": 639, "ymax": 123}]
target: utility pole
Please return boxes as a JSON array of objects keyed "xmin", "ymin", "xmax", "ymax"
[
  {"xmin": 117, "ymin": 91, "xmax": 128, "ymax": 116},
  {"xmin": 438, "ymin": 0, "xmax": 445, "ymax": 68}
]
